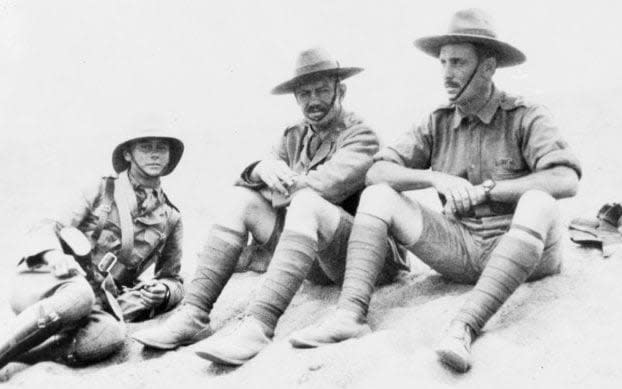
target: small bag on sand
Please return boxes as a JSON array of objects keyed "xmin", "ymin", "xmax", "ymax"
[{"xmin": 569, "ymin": 203, "xmax": 622, "ymax": 257}]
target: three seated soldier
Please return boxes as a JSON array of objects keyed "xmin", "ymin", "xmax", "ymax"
[{"xmin": 1, "ymin": 7, "xmax": 581, "ymax": 376}]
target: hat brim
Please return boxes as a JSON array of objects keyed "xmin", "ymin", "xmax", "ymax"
[
  {"xmin": 271, "ymin": 67, "xmax": 363, "ymax": 95},
  {"xmin": 414, "ymin": 34, "xmax": 525, "ymax": 67},
  {"xmin": 112, "ymin": 136, "xmax": 184, "ymax": 176}
]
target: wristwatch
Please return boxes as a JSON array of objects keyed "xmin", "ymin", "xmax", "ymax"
[{"xmin": 482, "ymin": 179, "xmax": 496, "ymax": 201}]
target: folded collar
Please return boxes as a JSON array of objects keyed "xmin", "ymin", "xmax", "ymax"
[{"xmin": 450, "ymin": 86, "xmax": 502, "ymax": 130}]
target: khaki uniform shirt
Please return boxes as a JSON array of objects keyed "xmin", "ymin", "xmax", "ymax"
[
  {"xmin": 375, "ymin": 86, "xmax": 582, "ymax": 237},
  {"xmin": 238, "ymin": 110, "xmax": 380, "ymax": 213},
  {"xmin": 23, "ymin": 172, "xmax": 184, "ymax": 311}
]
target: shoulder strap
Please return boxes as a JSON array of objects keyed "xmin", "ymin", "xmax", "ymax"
[
  {"xmin": 114, "ymin": 173, "xmax": 137, "ymax": 262},
  {"xmin": 92, "ymin": 177, "xmax": 115, "ymax": 241}
]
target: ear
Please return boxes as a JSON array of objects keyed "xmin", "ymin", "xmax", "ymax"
[
  {"xmin": 482, "ymin": 57, "xmax": 497, "ymax": 79},
  {"xmin": 123, "ymin": 147, "xmax": 132, "ymax": 162},
  {"xmin": 338, "ymin": 83, "xmax": 347, "ymax": 102}
]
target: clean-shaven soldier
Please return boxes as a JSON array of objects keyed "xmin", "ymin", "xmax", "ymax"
[
  {"xmin": 289, "ymin": 9, "xmax": 581, "ymax": 373},
  {"xmin": 132, "ymin": 48, "xmax": 407, "ymax": 365},
  {"xmin": 1, "ymin": 126, "xmax": 184, "ymax": 369}
]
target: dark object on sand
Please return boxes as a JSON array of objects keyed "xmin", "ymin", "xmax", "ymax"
[{"xmin": 569, "ymin": 203, "xmax": 622, "ymax": 257}]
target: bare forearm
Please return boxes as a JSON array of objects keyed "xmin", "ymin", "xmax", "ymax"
[
  {"xmin": 490, "ymin": 166, "xmax": 579, "ymax": 202},
  {"xmin": 365, "ymin": 161, "xmax": 436, "ymax": 192}
]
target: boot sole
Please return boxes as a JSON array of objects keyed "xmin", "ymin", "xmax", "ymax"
[
  {"xmin": 289, "ymin": 326, "xmax": 372, "ymax": 349},
  {"xmin": 131, "ymin": 336, "xmax": 189, "ymax": 350},
  {"xmin": 132, "ymin": 333, "xmax": 210, "ymax": 350},
  {"xmin": 195, "ymin": 350, "xmax": 246, "ymax": 366},
  {"xmin": 289, "ymin": 337, "xmax": 321, "ymax": 348},
  {"xmin": 436, "ymin": 349, "xmax": 470, "ymax": 373}
]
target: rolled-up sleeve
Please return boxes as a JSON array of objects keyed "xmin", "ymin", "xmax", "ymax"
[
  {"xmin": 374, "ymin": 117, "xmax": 433, "ymax": 169},
  {"xmin": 154, "ymin": 215, "xmax": 184, "ymax": 311},
  {"xmin": 305, "ymin": 125, "xmax": 379, "ymax": 203},
  {"xmin": 521, "ymin": 105, "xmax": 582, "ymax": 178}
]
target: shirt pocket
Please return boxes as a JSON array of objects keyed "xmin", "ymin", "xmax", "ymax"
[{"xmin": 491, "ymin": 157, "xmax": 527, "ymax": 180}]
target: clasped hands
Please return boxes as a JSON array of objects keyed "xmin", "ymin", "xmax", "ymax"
[
  {"xmin": 252, "ymin": 159, "xmax": 307, "ymax": 197},
  {"xmin": 431, "ymin": 172, "xmax": 487, "ymax": 216}
]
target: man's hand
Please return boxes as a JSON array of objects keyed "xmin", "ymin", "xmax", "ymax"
[
  {"xmin": 43, "ymin": 249, "xmax": 86, "ymax": 278},
  {"xmin": 139, "ymin": 280, "xmax": 169, "ymax": 307},
  {"xmin": 431, "ymin": 172, "xmax": 486, "ymax": 215},
  {"xmin": 251, "ymin": 159, "xmax": 299, "ymax": 196}
]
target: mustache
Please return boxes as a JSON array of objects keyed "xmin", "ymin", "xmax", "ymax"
[
  {"xmin": 305, "ymin": 104, "xmax": 328, "ymax": 114},
  {"xmin": 444, "ymin": 80, "xmax": 461, "ymax": 89}
]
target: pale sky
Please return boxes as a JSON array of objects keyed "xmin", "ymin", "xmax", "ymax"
[{"xmin": 0, "ymin": 0, "xmax": 620, "ymax": 206}]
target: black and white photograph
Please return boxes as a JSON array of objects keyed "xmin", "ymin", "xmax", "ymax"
[{"xmin": 1, "ymin": 0, "xmax": 621, "ymax": 387}]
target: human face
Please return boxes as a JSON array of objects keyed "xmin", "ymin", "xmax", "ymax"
[
  {"xmin": 439, "ymin": 43, "xmax": 484, "ymax": 103},
  {"xmin": 294, "ymin": 77, "xmax": 341, "ymax": 124},
  {"xmin": 125, "ymin": 138, "xmax": 170, "ymax": 178}
]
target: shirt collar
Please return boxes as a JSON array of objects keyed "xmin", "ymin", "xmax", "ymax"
[
  {"xmin": 127, "ymin": 171, "xmax": 164, "ymax": 198},
  {"xmin": 477, "ymin": 86, "xmax": 502, "ymax": 125},
  {"xmin": 449, "ymin": 85, "xmax": 502, "ymax": 130}
]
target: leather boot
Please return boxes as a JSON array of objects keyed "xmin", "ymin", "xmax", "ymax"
[
  {"xmin": 131, "ymin": 304, "xmax": 212, "ymax": 350},
  {"xmin": 435, "ymin": 321, "xmax": 475, "ymax": 373},
  {"xmin": 14, "ymin": 331, "xmax": 76, "ymax": 365},
  {"xmin": 0, "ymin": 303, "xmax": 63, "ymax": 369},
  {"xmin": 194, "ymin": 315, "xmax": 272, "ymax": 366},
  {"xmin": 288, "ymin": 309, "xmax": 371, "ymax": 348}
]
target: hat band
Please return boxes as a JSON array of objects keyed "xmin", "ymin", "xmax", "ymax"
[
  {"xmin": 294, "ymin": 60, "xmax": 339, "ymax": 77},
  {"xmin": 449, "ymin": 27, "xmax": 497, "ymax": 38}
]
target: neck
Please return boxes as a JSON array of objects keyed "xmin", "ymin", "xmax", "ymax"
[
  {"xmin": 128, "ymin": 168, "xmax": 160, "ymax": 188},
  {"xmin": 456, "ymin": 82, "xmax": 493, "ymax": 116}
]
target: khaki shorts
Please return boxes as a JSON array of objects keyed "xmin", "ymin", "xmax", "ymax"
[
  {"xmin": 408, "ymin": 205, "xmax": 564, "ymax": 284},
  {"xmin": 240, "ymin": 206, "xmax": 409, "ymax": 285}
]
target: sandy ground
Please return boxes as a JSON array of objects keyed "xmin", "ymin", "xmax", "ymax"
[{"xmin": 1, "ymin": 87, "xmax": 622, "ymax": 388}]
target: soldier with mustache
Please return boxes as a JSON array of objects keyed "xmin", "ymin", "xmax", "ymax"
[
  {"xmin": 132, "ymin": 47, "xmax": 407, "ymax": 365},
  {"xmin": 289, "ymin": 9, "xmax": 582, "ymax": 373}
]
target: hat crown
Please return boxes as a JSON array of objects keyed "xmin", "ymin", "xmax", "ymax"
[
  {"xmin": 271, "ymin": 46, "xmax": 362, "ymax": 94},
  {"xmin": 294, "ymin": 47, "xmax": 339, "ymax": 77},
  {"xmin": 111, "ymin": 115, "xmax": 184, "ymax": 175},
  {"xmin": 448, "ymin": 8, "xmax": 497, "ymax": 38}
]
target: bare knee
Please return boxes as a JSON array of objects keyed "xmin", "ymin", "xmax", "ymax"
[
  {"xmin": 358, "ymin": 184, "xmax": 404, "ymax": 219},
  {"xmin": 514, "ymin": 190, "xmax": 560, "ymax": 232},
  {"xmin": 516, "ymin": 190, "xmax": 558, "ymax": 219},
  {"xmin": 286, "ymin": 189, "xmax": 341, "ymax": 238},
  {"xmin": 288, "ymin": 189, "xmax": 327, "ymax": 217},
  {"xmin": 228, "ymin": 186, "xmax": 269, "ymax": 215},
  {"xmin": 215, "ymin": 186, "xmax": 271, "ymax": 225}
]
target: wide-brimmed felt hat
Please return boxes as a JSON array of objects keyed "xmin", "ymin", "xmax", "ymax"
[
  {"xmin": 414, "ymin": 8, "xmax": 526, "ymax": 68},
  {"xmin": 271, "ymin": 47, "xmax": 363, "ymax": 95},
  {"xmin": 112, "ymin": 127, "xmax": 184, "ymax": 176}
]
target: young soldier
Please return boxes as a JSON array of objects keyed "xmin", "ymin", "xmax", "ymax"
[
  {"xmin": 0, "ymin": 126, "xmax": 185, "ymax": 368},
  {"xmin": 132, "ymin": 47, "xmax": 407, "ymax": 365},
  {"xmin": 289, "ymin": 9, "xmax": 581, "ymax": 373}
]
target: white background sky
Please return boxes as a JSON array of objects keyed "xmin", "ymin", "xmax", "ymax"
[
  {"xmin": 1, "ymin": 0, "xmax": 620, "ymax": 141},
  {"xmin": 0, "ymin": 0, "xmax": 620, "ymax": 236}
]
